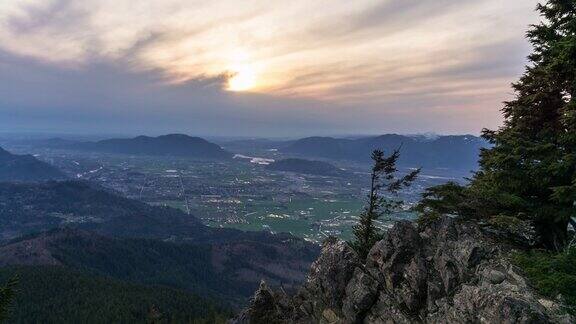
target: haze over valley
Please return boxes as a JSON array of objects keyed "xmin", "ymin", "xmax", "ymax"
[{"xmin": 0, "ymin": 133, "xmax": 483, "ymax": 243}]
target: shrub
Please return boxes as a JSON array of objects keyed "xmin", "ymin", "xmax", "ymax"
[{"xmin": 512, "ymin": 247, "xmax": 576, "ymax": 315}]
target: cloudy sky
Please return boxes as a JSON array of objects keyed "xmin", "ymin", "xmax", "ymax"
[{"xmin": 0, "ymin": 0, "xmax": 540, "ymax": 137}]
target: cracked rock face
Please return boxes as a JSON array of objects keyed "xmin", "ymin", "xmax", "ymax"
[{"xmin": 231, "ymin": 217, "xmax": 573, "ymax": 324}]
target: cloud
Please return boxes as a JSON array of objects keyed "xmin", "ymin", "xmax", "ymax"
[{"xmin": 0, "ymin": 0, "xmax": 541, "ymax": 136}]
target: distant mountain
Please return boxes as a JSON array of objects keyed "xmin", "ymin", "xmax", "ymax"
[
  {"xmin": 72, "ymin": 134, "xmax": 233, "ymax": 160},
  {"xmin": 283, "ymin": 136, "xmax": 355, "ymax": 159},
  {"xmin": 25, "ymin": 137, "xmax": 80, "ymax": 149},
  {"xmin": 0, "ymin": 147, "xmax": 66, "ymax": 182},
  {"xmin": 266, "ymin": 158, "xmax": 346, "ymax": 177},
  {"xmin": 0, "ymin": 181, "xmax": 319, "ymax": 304},
  {"xmin": 0, "ymin": 265, "xmax": 230, "ymax": 323},
  {"xmin": 282, "ymin": 134, "xmax": 489, "ymax": 171}
]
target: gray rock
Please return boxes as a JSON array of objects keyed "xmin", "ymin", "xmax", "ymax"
[
  {"xmin": 485, "ymin": 269, "xmax": 507, "ymax": 284},
  {"xmin": 363, "ymin": 292, "xmax": 414, "ymax": 324},
  {"xmin": 294, "ymin": 236, "xmax": 360, "ymax": 321},
  {"xmin": 230, "ymin": 280, "xmax": 292, "ymax": 324},
  {"xmin": 231, "ymin": 217, "xmax": 574, "ymax": 324},
  {"xmin": 342, "ymin": 268, "xmax": 379, "ymax": 323}
]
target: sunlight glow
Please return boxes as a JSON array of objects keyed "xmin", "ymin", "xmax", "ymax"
[
  {"xmin": 225, "ymin": 50, "xmax": 258, "ymax": 92},
  {"xmin": 227, "ymin": 65, "xmax": 257, "ymax": 92}
]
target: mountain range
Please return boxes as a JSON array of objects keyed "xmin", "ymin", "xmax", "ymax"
[
  {"xmin": 281, "ymin": 134, "xmax": 489, "ymax": 171},
  {"xmin": 0, "ymin": 147, "xmax": 66, "ymax": 182},
  {"xmin": 71, "ymin": 134, "xmax": 233, "ymax": 160},
  {"xmin": 14, "ymin": 133, "xmax": 487, "ymax": 172}
]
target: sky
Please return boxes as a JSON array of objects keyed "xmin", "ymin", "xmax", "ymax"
[{"xmin": 0, "ymin": 0, "xmax": 541, "ymax": 137}]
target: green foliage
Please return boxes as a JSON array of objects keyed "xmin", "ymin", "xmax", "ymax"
[
  {"xmin": 415, "ymin": 182, "xmax": 475, "ymax": 227},
  {"xmin": 351, "ymin": 149, "xmax": 420, "ymax": 259},
  {"xmin": 512, "ymin": 247, "xmax": 576, "ymax": 315},
  {"xmin": 0, "ymin": 266, "xmax": 231, "ymax": 323},
  {"xmin": 416, "ymin": 1, "xmax": 576, "ymax": 250},
  {"xmin": 488, "ymin": 215, "xmax": 525, "ymax": 230},
  {"xmin": 0, "ymin": 276, "xmax": 18, "ymax": 321},
  {"xmin": 471, "ymin": 0, "xmax": 576, "ymax": 250}
]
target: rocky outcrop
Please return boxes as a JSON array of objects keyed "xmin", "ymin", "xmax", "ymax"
[{"xmin": 231, "ymin": 216, "xmax": 573, "ymax": 323}]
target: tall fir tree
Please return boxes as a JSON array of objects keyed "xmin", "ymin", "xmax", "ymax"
[
  {"xmin": 471, "ymin": 0, "xmax": 576, "ymax": 250},
  {"xmin": 351, "ymin": 149, "xmax": 419, "ymax": 259}
]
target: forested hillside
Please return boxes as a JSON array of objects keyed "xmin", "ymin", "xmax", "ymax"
[
  {"xmin": 0, "ymin": 228, "xmax": 285, "ymax": 304},
  {"xmin": 0, "ymin": 147, "xmax": 66, "ymax": 182},
  {"xmin": 0, "ymin": 266, "xmax": 230, "ymax": 323},
  {"xmin": 0, "ymin": 182, "xmax": 319, "ymax": 310}
]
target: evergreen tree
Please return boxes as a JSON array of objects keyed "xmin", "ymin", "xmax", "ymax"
[
  {"xmin": 351, "ymin": 149, "xmax": 419, "ymax": 259},
  {"xmin": 414, "ymin": 182, "xmax": 475, "ymax": 226},
  {"xmin": 0, "ymin": 276, "xmax": 17, "ymax": 321},
  {"xmin": 470, "ymin": 0, "xmax": 576, "ymax": 250}
]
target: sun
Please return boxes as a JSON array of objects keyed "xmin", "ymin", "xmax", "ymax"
[{"xmin": 226, "ymin": 65, "xmax": 257, "ymax": 92}]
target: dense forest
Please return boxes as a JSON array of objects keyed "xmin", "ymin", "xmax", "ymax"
[
  {"xmin": 0, "ymin": 266, "xmax": 230, "ymax": 323},
  {"xmin": 20, "ymin": 228, "xmax": 253, "ymax": 302}
]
